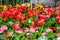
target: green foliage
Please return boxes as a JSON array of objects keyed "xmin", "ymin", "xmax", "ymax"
[
  {"xmin": 26, "ymin": 16, "xmax": 36, "ymax": 26},
  {"xmin": 0, "ymin": 34, "xmax": 6, "ymax": 40},
  {"xmin": 46, "ymin": 32, "xmax": 56, "ymax": 39},
  {"xmin": 55, "ymin": 22, "xmax": 60, "ymax": 27},
  {"xmin": 0, "ymin": 8, "xmax": 3, "ymax": 12},
  {"xmin": 45, "ymin": 14, "xmax": 56, "ymax": 28},
  {"xmin": 56, "ymin": 30, "xmax": 60, "ymax": 33},
  {"xmin": 6, "ymin": 18, "xmax": 15, "ymax": 27},
  {"xmin": 20, "ymin": 37, "xmax": 28, "ymax": 40},
  {"xmin": 30, "ymin": 33, "xmax": 36, "ymax": 39},
  {"xmin": 13, "ymin": 31, "xmax": 27, "ymax": 40},
  {"xmin": 0, "ymin": 20, "xmax": 3, "ymax": 26}
]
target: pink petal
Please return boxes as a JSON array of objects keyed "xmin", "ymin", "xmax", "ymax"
[
  {"xmin": 6, "ymin": 32, "xmax": 13, "ymax": 37},
  {"xmin": 17, "ymin": 29, "xmax": 24, "ymax": 34},
  {"xmin": 0, "ymin": 26, "xmax": 8, "ymax": 31},
  {"xmin": 46, "ymin": 28, "xmax": 52, "ymax": 32},
  {"xmin": 56, "ymin": 33, "xmax": 60, "ymax": 37},
  {"xmin": 30, "ymin": 28, "xmax": 35, "ymax": 33},
  {"xmin": 26, "ymin": 33, "xmax": 30, "ymax": 36},
  {"xmin": 42, "ymin": 32, "xmax": 46, "ymax": 36},
  {"xmin": 0, "ymin": 29, "xmax": 4, "ymax": 34}
]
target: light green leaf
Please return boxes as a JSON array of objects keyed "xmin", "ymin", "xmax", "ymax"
[{"xmin": 38, "ymin": 36, "xmax": 48, "ymax": 40}]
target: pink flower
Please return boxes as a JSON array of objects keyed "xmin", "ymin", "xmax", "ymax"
[
  {"xmin": 46, "ymin": 28, "xmax": 52, "ymax": 32},
  {"xmin": 29, "ymin": 28, "xmax": 35, "ymax": 33},
  {"xmin": 56, "ymin": 33, "xmax": 60, "ymax": 37},
  {"xmin": 45, "ymin": 15, "xmax": 50, "ymax": 18},
  {"xmin": 6, "ymin": 32, "xmax": 13, "ymax": 37},
  {"xmin": 0, "ymin": 28, "xmax": 4, "ymax": 34},
  {"xmin": 0, "ymin": 26, "xmax": 8, "ymax": 31},
  {"xmin": 34, "ymin": 28, "xmax": 38, "ymax": 31},
  {"xmin": 26, "ymin": 33, "xmax": 30, "ymax": 38},
  {"xmin": 42, "ymin": 32, "xmax": 46, "ymax": 36},
  {"xmin": 16, "ymin": 29, "xmax": 24, "ymax": 34},
  {"xmin": 26, "ymin": 33, "xmax": 30, "ymax": 36}
]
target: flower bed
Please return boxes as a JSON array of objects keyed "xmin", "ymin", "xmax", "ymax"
[{"xmin": 0, "ymin": 4, "xmax": 60, "ymax": 40}]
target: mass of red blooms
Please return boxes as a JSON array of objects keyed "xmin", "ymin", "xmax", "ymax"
[{"xmin": 0, "ymin": 4, "xmax": 60, "ymax": 40}]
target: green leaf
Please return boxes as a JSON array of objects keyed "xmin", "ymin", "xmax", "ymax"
[
  {"xmin": 45, "ymin": 16, "xmax": 56, "ymax": 27},
  {"xmin": 35, "ymin": 31, "xmax": 40, "ymax": 36},
  {"xmin": 13, "ymin": 33, "xmax": 21, "ymax": 40},
  {"xmin": 0, "ymin": 20, "xmax": 3, "ymax": 26},
  {"xmin": 0, "ymin": 34, "xmax": 6, "ymax": 40},
  {"xmin": 30, "ymin": 33, "xmax": 37, "ymax": 40},
  {"xmin": 56, "ymin": 30, "xmax": 60, "ymax": 33},
  {"xmin": 46, "ymin": 32, "xmax": 56, "ymax": 38},
  {"xmin": 7, "ymin": 30, "xmax": 14, "ymax": 33},
  {"xmin": 20, "ymin": 37, "xmax": 28, "ymax": 40},
  {"xmin": 26, "ymin": 16, "xmax": 36, "ymax": 26},
  {"xmin": 0, "ymin": 8, "xmax": 3, "ymax": 12},
  {"xmin": 53, "ymin": 38, "xmax": 57, "ymax": 40},
  {"xmin": 38, "ymin": 27, "xmax": 47, "ymax": 34},
  {"xmin": 38, "ymin": 36, "xmax": 48, "ymax": 40},
  {"xmin": 7, "ymin": 21, "xmax": 14, "ymax": 27},
  {"xmin": 55, "ymin": 23, "xmax": 60, "ymax": 27},
  {"xmin": 38, "ymin": 27, "xmax": 44, "ymax": 33}
]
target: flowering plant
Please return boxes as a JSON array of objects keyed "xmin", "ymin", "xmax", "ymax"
[{"xmin": 0, "ymin": 4, "xmax": 60, "ymax": 40}]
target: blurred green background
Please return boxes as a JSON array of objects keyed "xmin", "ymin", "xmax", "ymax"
[
  {"xmin": 0, "ymin": 0, "xmax": 59, "ymax": 6},
  {"xmin": 0, "ymin": 0, "xmax": 29, "ymax": 6}
]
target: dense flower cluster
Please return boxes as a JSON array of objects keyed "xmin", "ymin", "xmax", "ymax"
[{"xmin": 0, "ymin": 4, "xmax": 60, "ymax": 40}]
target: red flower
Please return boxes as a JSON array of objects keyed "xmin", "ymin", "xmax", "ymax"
[
  {"xmin": 12, "ymin": 23, "xmax": 20, "ymax": 30},
  {"xmin": 21, "ymin": 5, "xmax": 27, "ymax": 10},
  {"xmin": 0, "ymin": 13, "xmax": 2, "ymax": 17},
  {"xmin": 9, "ymin": 8, "xmax": 16, "ymax": 15},
  {"xmin": 15, "ymin": 13, "xmax": 22, "ymax": 19},
  {"xmin": 3, "ymin": 17, "xmax": 8, "ymax": 22},
  {"xmin": 21, "ymin": 15, "xmax": 27, "ymax": 19},
  {"xmin": 57, "ymin": 6, "xmax": 60, "ymax": 10},
  {"xmin": 8, "ymin": 5, "xmax": 13, "ymax": 9},
  {"xmin": 37, "ymin": 18, "xmax": 45, "ymax": 26},
  {"xmin": 50, "ymin": 26, "xmax": 57, "ymax": 31},
  {"xmin": 17, "ymin": 6, "xmax": 23, "ymax": 12},
  {"xmin": 56, "ymin": 14, "xmax": 60, "ymax": 23},
  {"xmin": 2, "ymin": 10, "xmax": 9, "ymax": 17},
  {"xmin": 30, "ymin": 21, "xmax": 36, "ymax": 28},
  {"xmin": 38, "ymin": 14, "xmax": 46, "ymax": 19},
  {"xmin": 17, "ymin": 5, "xmax": 27, "ymax": 12},
  {"xmin": 45, "ymin": 10, "xmax": 52, "ymax": 18},
  {"xmin": 40, "ymin": 8, "xmax": 44, "ymax": 13},
  {"xmin": 28, "ymin": 9, "xmax": 36, "ymax": 17},
  {"xmin": 34, "ymin": 18, "xmax": 38, "ymax": 22},
  {"xmin": 22, "ymin": 20, "xmax": 26, "ymax": 25}
]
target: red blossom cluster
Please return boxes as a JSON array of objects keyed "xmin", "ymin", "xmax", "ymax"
[{"xmin": 0, "ymin": 4, "xmax": 60, "ymax": 34}]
